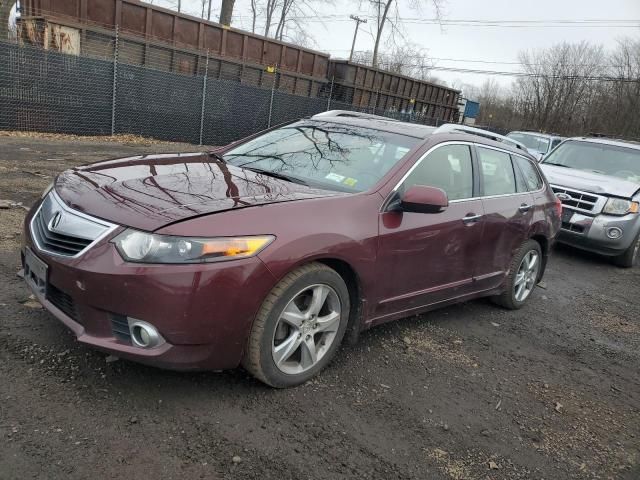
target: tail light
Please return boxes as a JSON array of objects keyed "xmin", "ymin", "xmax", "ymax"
[{"xmin": 554, "ymin": 196, "xmax": 562, "ymax": 217}]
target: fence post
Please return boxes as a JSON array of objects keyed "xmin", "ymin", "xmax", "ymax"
[
  {"xmin": 373, "ymin": 89, "xmax": 379, "ymax": 115},
  {"xmin": 110, "ymin": 24, "xmax": 119, "ymax": 136},
  {"xmin": 199, "ymin": 50, "xmax": 210, "ymax": 146},
  {"xmin": 326, "ymin": 76, "xmax": 334, "ymax": 111},
  {"xmin": 267, "ymin": 69, "xmax": 277, "ymax": 128}
]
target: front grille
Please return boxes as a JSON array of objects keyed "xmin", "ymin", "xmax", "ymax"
[
  {"xmin": 552, "ymin": 186, "xmax": 601, "ymax": 213},
  {"xmin": 32, "ymin": 209, "xmax": 92, "ymax": 256},
  {"xmin": 561, "ymin": 221, "xmax": 585, "ymax": 234},
  {"xmin": 46, "ymin": 284, "xmax": 79, "ymax": 322},
  {"xmin": 30, "ymin": 191, "xmax": 116, "ymax": 258},
  {"xmin": 110, "ymin": 314, "xmax": 132, "ymax": 344}
]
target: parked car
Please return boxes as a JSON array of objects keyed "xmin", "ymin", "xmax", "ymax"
[
  {"xmin": 507, "ymin": 131, "xmax": 565, "ymax": 161},
  {"xmin": 22, "ymin": 111, "xmax": 561, "ymax": 387},
  {"xmin": 540, "ymin": 137, "xmax": 640, "ymax": 267}
]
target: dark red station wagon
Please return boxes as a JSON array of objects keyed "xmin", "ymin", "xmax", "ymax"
[{"xmin": 22, "ymin": 112, "xmax": 561, "ymax": 387}]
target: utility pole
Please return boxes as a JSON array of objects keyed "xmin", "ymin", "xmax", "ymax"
[{"xmin": 348, "ymin": 14, "xmax": 367, "ymax": 63}]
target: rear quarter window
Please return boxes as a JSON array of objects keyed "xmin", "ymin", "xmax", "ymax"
[{"xmin": 514, "ymin": 156, "xmax": 544, "ymax": 191}]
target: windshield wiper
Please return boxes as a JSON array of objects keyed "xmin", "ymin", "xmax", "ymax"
[
  {"xmin": 543, "ymin": 162, "xmax": 570, "ymax": 168},
  {"xmin": 243, "ymin": 167, "xmax": 309, "ymax": 186}
]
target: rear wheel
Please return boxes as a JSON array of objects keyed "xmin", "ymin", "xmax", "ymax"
[
  {"xmin": 612, "ymin": 233, "xmax": 640, "ymax": 268},
  {"xmin": 242, "ymin": 262, "xmax": 350, "ymax": 388},
  {"xmin": 492, "ymin": 240, "xmax": 542, "ymax": 310}
]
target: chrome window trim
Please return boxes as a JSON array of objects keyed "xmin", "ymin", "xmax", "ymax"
[
  {"xmin": 475, "ymin": 144, "xmax": 546, "ymax": 195},
  {"xmin": 383, "ymin": 141, "xmax": 543, "ymax": 212},
  {"xmin": 29, "ymin": 190, "xmax": 119, "ymax": 259}
]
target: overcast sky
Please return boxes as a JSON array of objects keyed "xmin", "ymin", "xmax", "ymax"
[
  {"xmin": 61, "ymin": 0, "xmax": 640, "ymax": 93},
  {"xmin": 162, "ymin": 0, "xmax": 640, "ymax": 92}
]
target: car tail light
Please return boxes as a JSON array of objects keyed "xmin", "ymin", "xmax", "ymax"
[{"xmin": 554, "ymin": 196, "xmax": 562, "ymax": 217}]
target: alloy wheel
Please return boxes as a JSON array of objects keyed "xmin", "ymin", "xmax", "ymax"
[
  {"xmin": 272, "ymin": 284, "xmax": 341, "ymax": 375},
  {"xmin": 514, "ymin": 250, "xmax": 540, "ymax": 302}
]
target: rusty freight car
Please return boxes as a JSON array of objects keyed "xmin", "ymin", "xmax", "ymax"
[
  {"xmin": 328, "ymin": 60, "xmax": 460, "ymax": 124},
  {"xmin": 20, "ymin": 0, "xmax": 330, "ymax": 96}
]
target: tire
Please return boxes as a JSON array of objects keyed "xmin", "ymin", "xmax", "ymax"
[
  {"xmin": 612, "ymin": 232, "xmax": 640, "ymax": 268},
  {"xmin": 242, "ymin": 262, "xmax": 350, "ymax": 388},
  {"xmin": 492, "ymin": 239, "xmax": 543, "ymax": 310}
]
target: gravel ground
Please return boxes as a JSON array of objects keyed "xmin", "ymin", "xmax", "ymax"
[{"xmin": 0, "ymin": 135, "xmax": 639, "ymax": 480}]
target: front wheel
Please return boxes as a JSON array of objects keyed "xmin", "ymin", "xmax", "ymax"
[
  {"xmin": 242, "ymin": 262, "xmax": 350, "ymax": 388},
  {"xmin": 612, "ymin": 232, "xmax": 640, "ymax": 268},
  {"xmin": 492, "ymin": 240, "xmax": 542, "ymax": 310}
]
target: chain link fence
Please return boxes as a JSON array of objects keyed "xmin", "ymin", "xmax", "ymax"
[{"xmin": 0, "ymin": 20, "xmax": 448, "ymax": 146}]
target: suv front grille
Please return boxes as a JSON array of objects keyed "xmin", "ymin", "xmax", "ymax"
[
  {"xmin": 552, "ymin": 186, "xmax": 603, "ymax": 214},
  {"xmin": 30, "ymin": 191, "xmax": 116, "ymax": 257}
]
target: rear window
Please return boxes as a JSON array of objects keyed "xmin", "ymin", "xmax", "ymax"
[{"xmin": 507, "ymin": 133, "xmax": 551, "ymax": 154}]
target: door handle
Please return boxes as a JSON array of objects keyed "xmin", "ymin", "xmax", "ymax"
[
  {"xmin": 519, "ymin": 204, "xmax": 533, "ymax": 213},
  {"xmin": 462, "ymin": 214, "xmax": 482, "ymax": 224}
]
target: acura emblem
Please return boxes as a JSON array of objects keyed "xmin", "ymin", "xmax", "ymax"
[
  {"xmin": 49, "ymin": 211, "xmax": 63, "ymax": 230},
  {"xmin": 556, "ymin": 193, "xmax": 571, "ymax": 202}
]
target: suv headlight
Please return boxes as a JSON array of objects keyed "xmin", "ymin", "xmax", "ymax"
[
  {"xmin": 603, "ymin": 198, "xmax": 639, "ymax": 216},
  {"xmin": 113, "ymin": 230, "xmax": 275, "ymax": 264}
]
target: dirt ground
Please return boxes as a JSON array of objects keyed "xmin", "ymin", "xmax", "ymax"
[{"xmin": 0, "ymin": 134, "xmax": 638, "ymax": 480}]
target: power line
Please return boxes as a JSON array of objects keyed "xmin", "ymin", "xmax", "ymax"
[
  {"xmin": 228, "ymin": 13, "xmax": 640, "ymax": 27},
  {"xmin": 327, "ymin": 50, "xmax": 630, "ymax": 69},
  {"xmin": 363, "ymin": 64, "xmax": 639, "ymax": 82},
  {"xmin": 274, "ymin": 15, "xmax": 640, "ymax": 28}
]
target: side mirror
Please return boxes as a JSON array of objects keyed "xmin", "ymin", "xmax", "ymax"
[{"xmin": 400, "ymin": 185, "xmax": 449, "ymax": 214}]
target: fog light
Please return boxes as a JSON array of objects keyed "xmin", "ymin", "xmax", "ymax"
[
  {"xmin": 606, "ymin": 227, "xmax": 623, "ymax": 239},
  {"xmin": 128, "ymin": 319, "xmax": 165, "ymax": 349}
]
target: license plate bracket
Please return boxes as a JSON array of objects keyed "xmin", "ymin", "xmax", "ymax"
[{"xmin": 24, "ymin": 247, "xmax": 48, "ymax": 296}]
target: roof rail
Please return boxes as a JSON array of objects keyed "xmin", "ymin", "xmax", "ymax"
[
  {"xmin": 434, "ymin": 124, "xmax": 527, "ymax": 152},
  {"xmin": 312, "ymin": 110, "xmax": 400, "ymax": 122}
]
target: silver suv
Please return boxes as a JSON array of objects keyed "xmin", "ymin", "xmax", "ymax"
[
  {"xmin": 507, "ymin": 131, "xmax": 565, "ymax": 161},
  {"xmin": 540, "ymin": 137, "xmax": 640, "ymax": 267}
]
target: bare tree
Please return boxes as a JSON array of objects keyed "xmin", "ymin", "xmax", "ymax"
[
  {"xmin": 513, "ymin": 42, "xmax": 606, "ymax": 133},
  {"xmin": 0, "ymin": 0, "xmax": 15, "ymax": 40},
  {"xmin": 352, "ymin": 44, "xmax": 433, "ymax": 79},
  {"xmin": 220, "ymin": 0, "xmax": 235, "ymax": 25},
  {"xmin": 250, "ymin": 0, "xmax": 258, "ymax": 32},
  {"xmin": 363, "ymin": 0, "xmax": 445, "ymax": 68}
]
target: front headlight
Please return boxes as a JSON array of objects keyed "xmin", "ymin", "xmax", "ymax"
[
  {"xmin": 603, "ymin": 198, "xmax": 639, "ymax": 216},
  {"xmin": 113, "ymin": 230, "xmax": 275, "ymax": 264}
]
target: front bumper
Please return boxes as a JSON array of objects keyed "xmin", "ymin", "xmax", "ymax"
[
  {"xmin": 557, "ymin": 209, "xmax": 640, "ymax": 257},
  {"xmin": 22, "ymin": 214, "xmax": 276, "ymax": 371}
]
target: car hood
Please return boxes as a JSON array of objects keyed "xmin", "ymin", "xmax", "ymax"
[
  {"xmin": 55, "ymin": 152, "xmax": 343, "ymax": 231},
  {"xmin": 540, "ymin": 164, "xmax": 640, "ymax": 198}
]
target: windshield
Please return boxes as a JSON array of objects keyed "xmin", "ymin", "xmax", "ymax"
[
  {"xmin": 542, "ymin": 140, "xmax": 640, "ymax": 182},
  {"xmin": 222, "ymin": 120, "xmax": 419, "ymax": 192},
  {"xmin": 507, "ymin": 133, "xmax": 551, "ymax": 154}
]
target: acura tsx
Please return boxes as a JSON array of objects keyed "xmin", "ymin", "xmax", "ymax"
[{"xmin": 22, "ymin": 112, "xmax": 561, "ymax": 387}]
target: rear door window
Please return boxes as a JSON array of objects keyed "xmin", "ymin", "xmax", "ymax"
[{"xmin": 477, "ymin": 147, "xmax": 517, "ymax": 196}]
